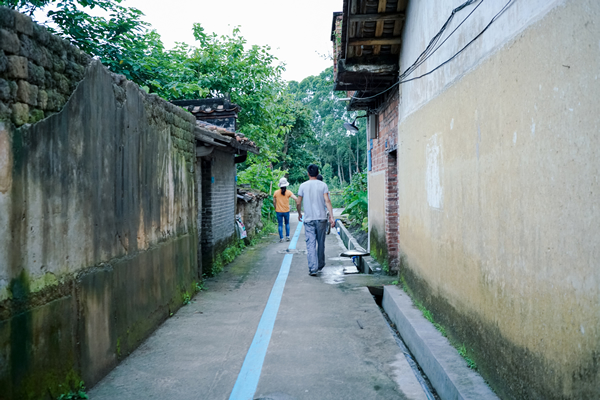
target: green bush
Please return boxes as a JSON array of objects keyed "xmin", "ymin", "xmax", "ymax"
[
  {"xmin": 329, "ymin": 190, "xmax": 345, "ymax": 208},
  {"xmin": 342, "ymin": 172, "xmax": 367, "ymax": 227},
  {"xmin": 57, "ymin": 381, "xmax": 88, "ymax": 400},
  {"xmin": 261, "ymin": 218, "xmax": 278, "ymax": 235},
  {"xmin": 237, "ymin": 162, "xmax": 287, "ymax": 222}
]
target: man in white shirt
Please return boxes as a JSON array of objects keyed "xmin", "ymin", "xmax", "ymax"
[{"xmin": 297, "ymin": 164, "xmax": 335, "ymax": 276}]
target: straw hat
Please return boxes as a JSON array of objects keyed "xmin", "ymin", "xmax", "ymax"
[{"xmin": 278, "ymin": 177, "xmax": 290, "ymax": 187}]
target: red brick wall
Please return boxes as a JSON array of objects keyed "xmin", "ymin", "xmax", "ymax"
[
  {"xmin": 371, "ymin": 91, "xmax": 399, "ymax": 268},
  {"xmin": 371, "ymin": 91, "xmax": 398, "ymax": 173}
]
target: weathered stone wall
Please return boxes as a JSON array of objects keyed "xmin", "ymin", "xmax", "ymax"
[
  {"xmin": 0, "ymin": 8, "xmax": 198, "ymax": 399},
  {"xmin": 0, "ymin": 8, "xmax": 90, "ymax": 126},
  {"xmin": 237, "ymin": 188, "xmax": 267, "ymax": 240},
  {"xmin": 396, "ymin": 0, "xmax": 600, "ymax": 398}
]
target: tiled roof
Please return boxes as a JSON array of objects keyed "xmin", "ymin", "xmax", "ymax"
[
  {"xmin": 195, "ymin": 120, "xmax": 258, "ymax": 153},
  {"xmin": 196, "ymin": 119, "xmax": 236, "ymax": 136},
  {"xmin": 189, "ymin": 104, "xmax": 240, "ymax": 115},
  {"xmin": 171, "ymin": 98, "xmax": 240, "ymax": 116}
]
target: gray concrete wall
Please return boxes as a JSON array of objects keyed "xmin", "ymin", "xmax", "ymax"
[
  {"xmin": 200, "ymin": 149, "xmax": 237, "ymax": 275},
  {"xmin": 395, "ymin": 0, "xmax": 600, "ymax": 398},
  {"xmin": 0, "ymin": 9, "xmax": 198, "ymax": 397},
  {"xmin": 211, "ymin": 150, "xmax": 236, "ymax": 245}
]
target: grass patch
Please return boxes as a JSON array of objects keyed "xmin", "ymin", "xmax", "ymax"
[
  {"xmin": 208, "ymin": 217, "xmax": 279, "ymax": 278},
  {"xmin": 260, "ymin": 218, "xmax": 278, "ymax": 236},
  {"xmin": 178, "ymin": 281, "xmax": 206, "ymax": 308},
  {"xmin": 182, "ymin": 291, "xmax": 192, "ymax": 305},
  {"xmin": 458, "ymin": 343, "xmax": 478, "ymax": 370},
  {"xmin": 57, "ymin": 381, "xmax": 88, "ymax": 400}
]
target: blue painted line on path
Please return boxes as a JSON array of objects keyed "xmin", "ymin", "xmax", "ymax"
[
  {"xmin": 229, "ymin": 222, "xmax": 303, "ymax": 400},
  {"xmin": 288, "ymin": 219, "xmax": 302, "ymax": 250}
]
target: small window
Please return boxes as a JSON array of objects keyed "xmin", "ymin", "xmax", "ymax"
[{"xmin": 368, "ymin": 114, "xmax": 378, "ymax": 140}]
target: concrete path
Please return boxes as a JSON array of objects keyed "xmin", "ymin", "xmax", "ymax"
[{"xmin": 89, "ymin": 214, "xmax": 428, "ymax": 400}]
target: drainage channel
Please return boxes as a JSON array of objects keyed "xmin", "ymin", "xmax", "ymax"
[{"xmin": 368, "ymin": 286, "xmax": 441, "ymax": 400}]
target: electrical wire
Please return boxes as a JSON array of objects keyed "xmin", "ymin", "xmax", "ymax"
[
  {"xmin": 349, "ymin": 0, "xmax": 483, "ymax": 101},
  {"xmin": 341, "ymin": 0, "xmax": 483, "ymax": 103},
  {"xmin": 351, "ymin": 0, "xmax": 515, "ymax": 101},
  {"xmin": 403, "ymin": 0, "xmax": 485, "ymax": 80},
  {"xmin": 398, "ymin": 0, "xmax": 481, "ymax": 82}
]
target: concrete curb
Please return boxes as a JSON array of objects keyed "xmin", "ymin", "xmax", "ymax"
[
  {"xmin": 335, "ymin": 220, "xmax": 383, "ymax": 273},
  {"xmin": 383, "ymin": 286, "xmax": 499, "ymax": 400},
  {"xmin": 335, "ymin": 219, "xmax": 366, "ymax": 252}
]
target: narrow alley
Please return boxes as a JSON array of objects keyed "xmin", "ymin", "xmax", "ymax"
[{"xmin": 88, "ymin": 213, "xmax": 427, "ymax": 400}]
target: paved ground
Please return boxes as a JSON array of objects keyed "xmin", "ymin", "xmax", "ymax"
[{"xmin": 89, "ymin": 213, "xmax": 428, "ymax": 400}]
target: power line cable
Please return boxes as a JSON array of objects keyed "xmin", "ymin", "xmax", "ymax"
[
  {"xmin": 399, "ymin": 0, "xmax": 481, "ymax": 81},
  {"xmin": 352, "ymin": 0, "xmax": 514, "ymax": 101},
  {"xmin": 351, "ymin": 0, "xmax": 484, "ymax": 101},
  {"xmin": 350, "ymin": 0, "xmax": 483, "ymax": 102},
  {"xmin": 399, "ymin": 0, "xmax": 514, "ymax": 84},
  {"xmin": 401, "ymin": 0, "xmax": 485, "ymax": 80}
]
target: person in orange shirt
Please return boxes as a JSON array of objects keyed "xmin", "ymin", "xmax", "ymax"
[{"xmin": 273, "ymin": 177, "xmax": 298, "ymax": 242}]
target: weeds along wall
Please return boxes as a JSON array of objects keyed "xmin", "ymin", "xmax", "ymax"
[{"xmin": 0, "ymin": 8, "xmax": 197, "ymax": 399}]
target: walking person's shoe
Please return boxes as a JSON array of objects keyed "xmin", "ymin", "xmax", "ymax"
[
  {"xmin": 279, "ymin": 238, "xmax": 284, "ymax": 243},
  {"xmin": 286, "ymin": 236, "xmax": 290, "ymax": 241},
  {"xmin": 309, "ymin": 270, "xmax": 318, "ymax": 276}
]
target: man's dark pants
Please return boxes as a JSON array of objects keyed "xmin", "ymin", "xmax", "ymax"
[{"xmin": 304, "ymin": 220, "xmax": 328, "ymax": 274}]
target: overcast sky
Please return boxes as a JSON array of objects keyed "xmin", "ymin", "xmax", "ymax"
[{"xmin": 121, "ymin": 0, "xmax": 342, "ymax": 83}]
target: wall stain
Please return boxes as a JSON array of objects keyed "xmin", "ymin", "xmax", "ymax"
[
  {"xmin": 398, "ymin": 253, "xmax": 600, "ymax": 399},
  {"xmin": 1, "ymin": 62, "xmax": 198, "ymax": 399}
]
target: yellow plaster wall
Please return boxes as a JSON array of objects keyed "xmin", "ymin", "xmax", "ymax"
[{"xmin": 396, "ymin": 0, "xmax": 600, "ymax": 396}]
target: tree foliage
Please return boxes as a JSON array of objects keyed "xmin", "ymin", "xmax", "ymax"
[
  {"xmin": 1, "ymin": 0, "xmax": 152, "ymax": 83},
  {"xmin": 343, "ymin": 172, "xmax": 368, "ymax": 228},
  {"xmin": 3, "ymin": 0, "xmax": 290, "ymax": 161},
  {"xmin": 5, "ymin": 0, "xmax": 367, "ymax": 206},
  {"xmin": 286, "ymin": 67, "xmax": 367, "ymax": 187},
  {"xmin": 138, "ymin": 24, "xmax": 288, "ymax": 161}
]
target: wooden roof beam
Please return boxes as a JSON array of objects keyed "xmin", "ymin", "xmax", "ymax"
[
  {"xmin": 348, "ymin": 37, "xmax": 402, "ymax": 46},
  {"xmin": 373, "ymin": 0, "xmax": 387, "ymax": 55},
  {"xmin": 348, "ymin": 12, "xmax": 405, "ymax": 23}
]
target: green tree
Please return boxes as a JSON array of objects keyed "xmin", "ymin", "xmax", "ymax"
[
  {"xmin": 0, "ymin": 0, "xmax": 154, "ymax": 84},
  {"xmin": 4, "ymin": 1, "xmax": 291, "ymax": 163},
  {"xmin": 144, "ymin": 24, "xmax": 287, "ymax": 161},
  {"xmin": 5, "ymin": 0, "xmax": 326, "ymax": 195},
  {"xmin": 286, "ymin": 67, "xmax": 367, "ymax": 186},
  {"xmin": 272, "ymin": 94, "xmax": 317, "ymax": 184}
]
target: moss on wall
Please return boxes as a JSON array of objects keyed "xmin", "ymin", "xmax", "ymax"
[
  {"xmin": 0, "ymin": 235, "xmax": 196, "ymax": 400},
  {"xmin": 0, "ymin": 51, "xmax": 198, "ymax": 399},
  {"xmin": 398, "ymin": 251, "xmax": 600, "ymax": 399},
  {"xmin": 369, "ymin": 225, "xmax": 387, "ymax": 266}
]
